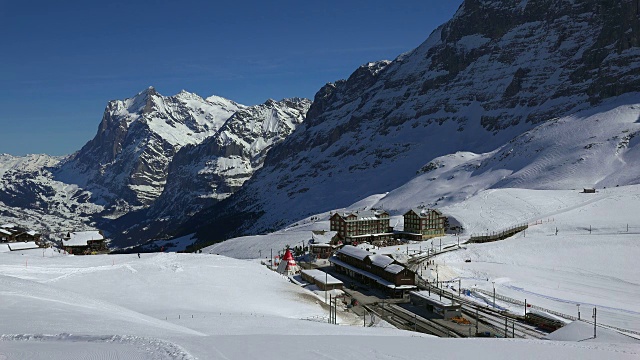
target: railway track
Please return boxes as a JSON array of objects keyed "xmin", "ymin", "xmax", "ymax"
[
  {"xmin": 413, "ymin": 278, "xmax": 547, "ymax": 339},
  {"xmin": 368, "ymin": 303, "xmax": 462, "ymax": 337}
]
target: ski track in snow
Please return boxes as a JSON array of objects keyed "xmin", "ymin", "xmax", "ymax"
[{"xmin": 0, "ymin": 334, "xmax": 195, "ymax": 360}]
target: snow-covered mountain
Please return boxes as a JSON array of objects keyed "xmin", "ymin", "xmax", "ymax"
[
  {"xmin": 55, "ymin": 87, "xmax": 244, "ymax": 210},
  {"xmin": 109, "ymin": 98, "xmax": 311, "ymax": 246},
  {"xmin": 188, "ymin": 0, "xmax": 640, "ymax": 243},
  {"xmin": 0, "ymin": 154, "xmax": 103, "ymax": 239},
  {"xmin": 1, "ymin": 90, "xmax": 310, "ymax": 245}
]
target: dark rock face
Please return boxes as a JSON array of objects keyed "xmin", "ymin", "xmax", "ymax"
[{"xmin": 189, "ymin": 0, "xmax": 640, "ymax": 244}]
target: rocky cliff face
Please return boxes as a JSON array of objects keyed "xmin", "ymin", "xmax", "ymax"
[
  {"xmin": 55, "ymin": 87, "xmax": 243, "ymax": 211},
  {"xmin": 108, "ymin": 98, "xmax": 311, "ymax": 246},
  {"xmin": 189, "ymin": 0, "xmax": 640, "ymax": 243},
  {"xmin": 153, "ymin": 97, "xmax": 310, "ymax": 217}
]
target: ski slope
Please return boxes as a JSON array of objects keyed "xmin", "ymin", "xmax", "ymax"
[{"xmin": 1, "ymin": 248, "xmax": 637, "ymax": 359}]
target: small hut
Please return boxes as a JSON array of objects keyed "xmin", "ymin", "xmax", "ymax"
[{"xmin": 276, "ymin": 248, "xmax": 300, "ymax": 276}]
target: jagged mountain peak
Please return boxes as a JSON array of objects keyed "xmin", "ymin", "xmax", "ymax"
[
  {"xmin": 55, "ymin": 88, "xmax": 245, "ymax": 208},
  {"xmin": 108, "ymin": 96, "xmax": 312, "ymax": 246}
]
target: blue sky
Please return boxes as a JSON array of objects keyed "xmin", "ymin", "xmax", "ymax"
[{"xmin": 0, "ymin": 1, "xmax": 461, "ymax": 156}]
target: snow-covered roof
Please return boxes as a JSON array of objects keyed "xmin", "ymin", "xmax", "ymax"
[
  {"xmin": 408, "ymin": 208, "xmax": 442, "ymax": 218},
  {"xmin": 336, "ymin": 209, "xmax": 389, "ymax": 221},
  {"xmin": 369, "ymin": 254, "xmax": 395, "ymax": 268},
  {"xmin": 337, "ymin": 245, "xmax": 370, "ymax": 261},
  {"xmin": 385, "ymin": 264, "xmax": 406, "ymax": 275},
  {"xmin": 410, "ymin": 291, "xmax": 458, "ymax": 307},
  {"xmin": 301, "ymin": 269, "xmax": 343, "ymax": 285},
  {"xmin": 64, "ymin": 231, "xmax": 104, "ymax": 246},
  {"xmin": 26, "ymin": 230, "xmax": 38, "ymax": 236},
  {"xmin": 0, "ymin": 229, "xmax": 12, "ymax": 235},
  {"xmin": 8, "ymin": 242, "xmax": 40, "ymax": 251},
  {"xmin": 310, "ymin": 231, "xmax": 337, "ymax": 245},
  {"xmin": 0, "ymin": 223, "xmax": 16, "ymax": 229},
  {"xmin": 329, "ymin": 256, "xmax": 416, "ymax": 290}
]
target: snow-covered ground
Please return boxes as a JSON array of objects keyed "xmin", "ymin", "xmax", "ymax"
[
  {"xmin": 205, "ymin": 184, "xmax": 640, "ymax": 337},
  {"xmin": 1, "ymin": 247, "xmax": 637, "ymax": 359}
]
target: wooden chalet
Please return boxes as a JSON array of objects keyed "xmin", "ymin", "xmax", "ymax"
[
  {"xmin": 61, "ymin": 230, "xmax": 107, "ymax": 255},
  {"xmin": 0, "ymin": 224, "xmax": 42, "ymax": 244},
  {"xmin": 329, "ymin": 245, "xmax": 415, "ymax": 297}
]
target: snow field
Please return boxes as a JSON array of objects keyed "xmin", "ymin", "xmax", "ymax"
[{"xmin": 1, "ymin": 247, "xmax": 638, "ymax": 358}]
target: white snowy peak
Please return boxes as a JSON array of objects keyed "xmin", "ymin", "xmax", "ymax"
[{"xmin": 55, "ymin": 87, "xmax": 246, "ymax": 207}]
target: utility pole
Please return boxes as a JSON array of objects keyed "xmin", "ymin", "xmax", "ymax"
[
  {"xmin": 525, "ymin": 299, "xmax": 527, "ymax": 316},
  {"xmin": 593, "ymin": 307, "xmax": 597, "ymax": 338},
  {"xmin": 475, "ymin": 307, "xmax": 479, "ymax": 335},
  {"xmin": 504, "ymin": 317, "xmax": 508, "ymax": 338},
  {"xmin": 270, "ymin": 248, "xmax": 273, "ymax": 269},
  {"xmin": 458, "ymin": 279, "xmax": 461, "ymax": 297},
  {"xmin": 325, "ymin": 272, "xmax": 328, "ymax": 304},
  {"xmin": 439, "ymin": 238, "xmax": 442, "ymax": 252},
  {"xmin": 577, "ymin": 303, "xmax": 581, "ymax": 320},
  {"xmin": 492, "ymin": 281, "xmax": 496, "ymax": 308},
  {"xmin": 329, "ymin": 294, "xmax": 332, "ymax": 324}
]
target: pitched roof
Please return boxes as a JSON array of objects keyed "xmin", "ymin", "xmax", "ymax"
[
  {"xmin": 64, "ymin": 231, "xmax": 104, "ymax": 246},
  {"xmin": 8, "ymin": 242, "xmax": 39, "ymax": 251},
  {"xmin": 310, "ymin": 231, "xmax": 337, "ymax": 245},
  {"xmin": 385, "ymin": 264, "xmax": 406, "ymax": 274},
  {"xmin": 337, "ymin": 245, "xmax": 370, "ymax": 261},
  {"xmin": 407, "ymin": 208, "xmax": 443, "ymax": 218},
  {"xmin": 301, "ymin": 269, "xmax": 343, "ymax": 285},
  {"xmin": 369, "ymin": 254, "xmax": 395, "ymax": 268},
  {"xmin": 335, "ymin": 209, "xmax": 389, "ymax": 221}
]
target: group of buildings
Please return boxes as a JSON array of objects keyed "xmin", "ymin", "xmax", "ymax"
[
  {"xmin": 0, "ymin": 223, "xmax": 41, "ymax": 244},
  {"xmin": 0, "ymin": 224, "xmax": 107, "ymax": 255},
  {"xmin": 298, "ymin": 207, "xmax": 449, "ymax": 298},
  {"xmin": 309, "ymin": 208, "xmax": 447, "ymax": 259}
]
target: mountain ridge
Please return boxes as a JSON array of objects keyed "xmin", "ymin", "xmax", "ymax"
[{"xmin": 187, "ymin": 0, "xmax": 640, "ymax": 244}]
